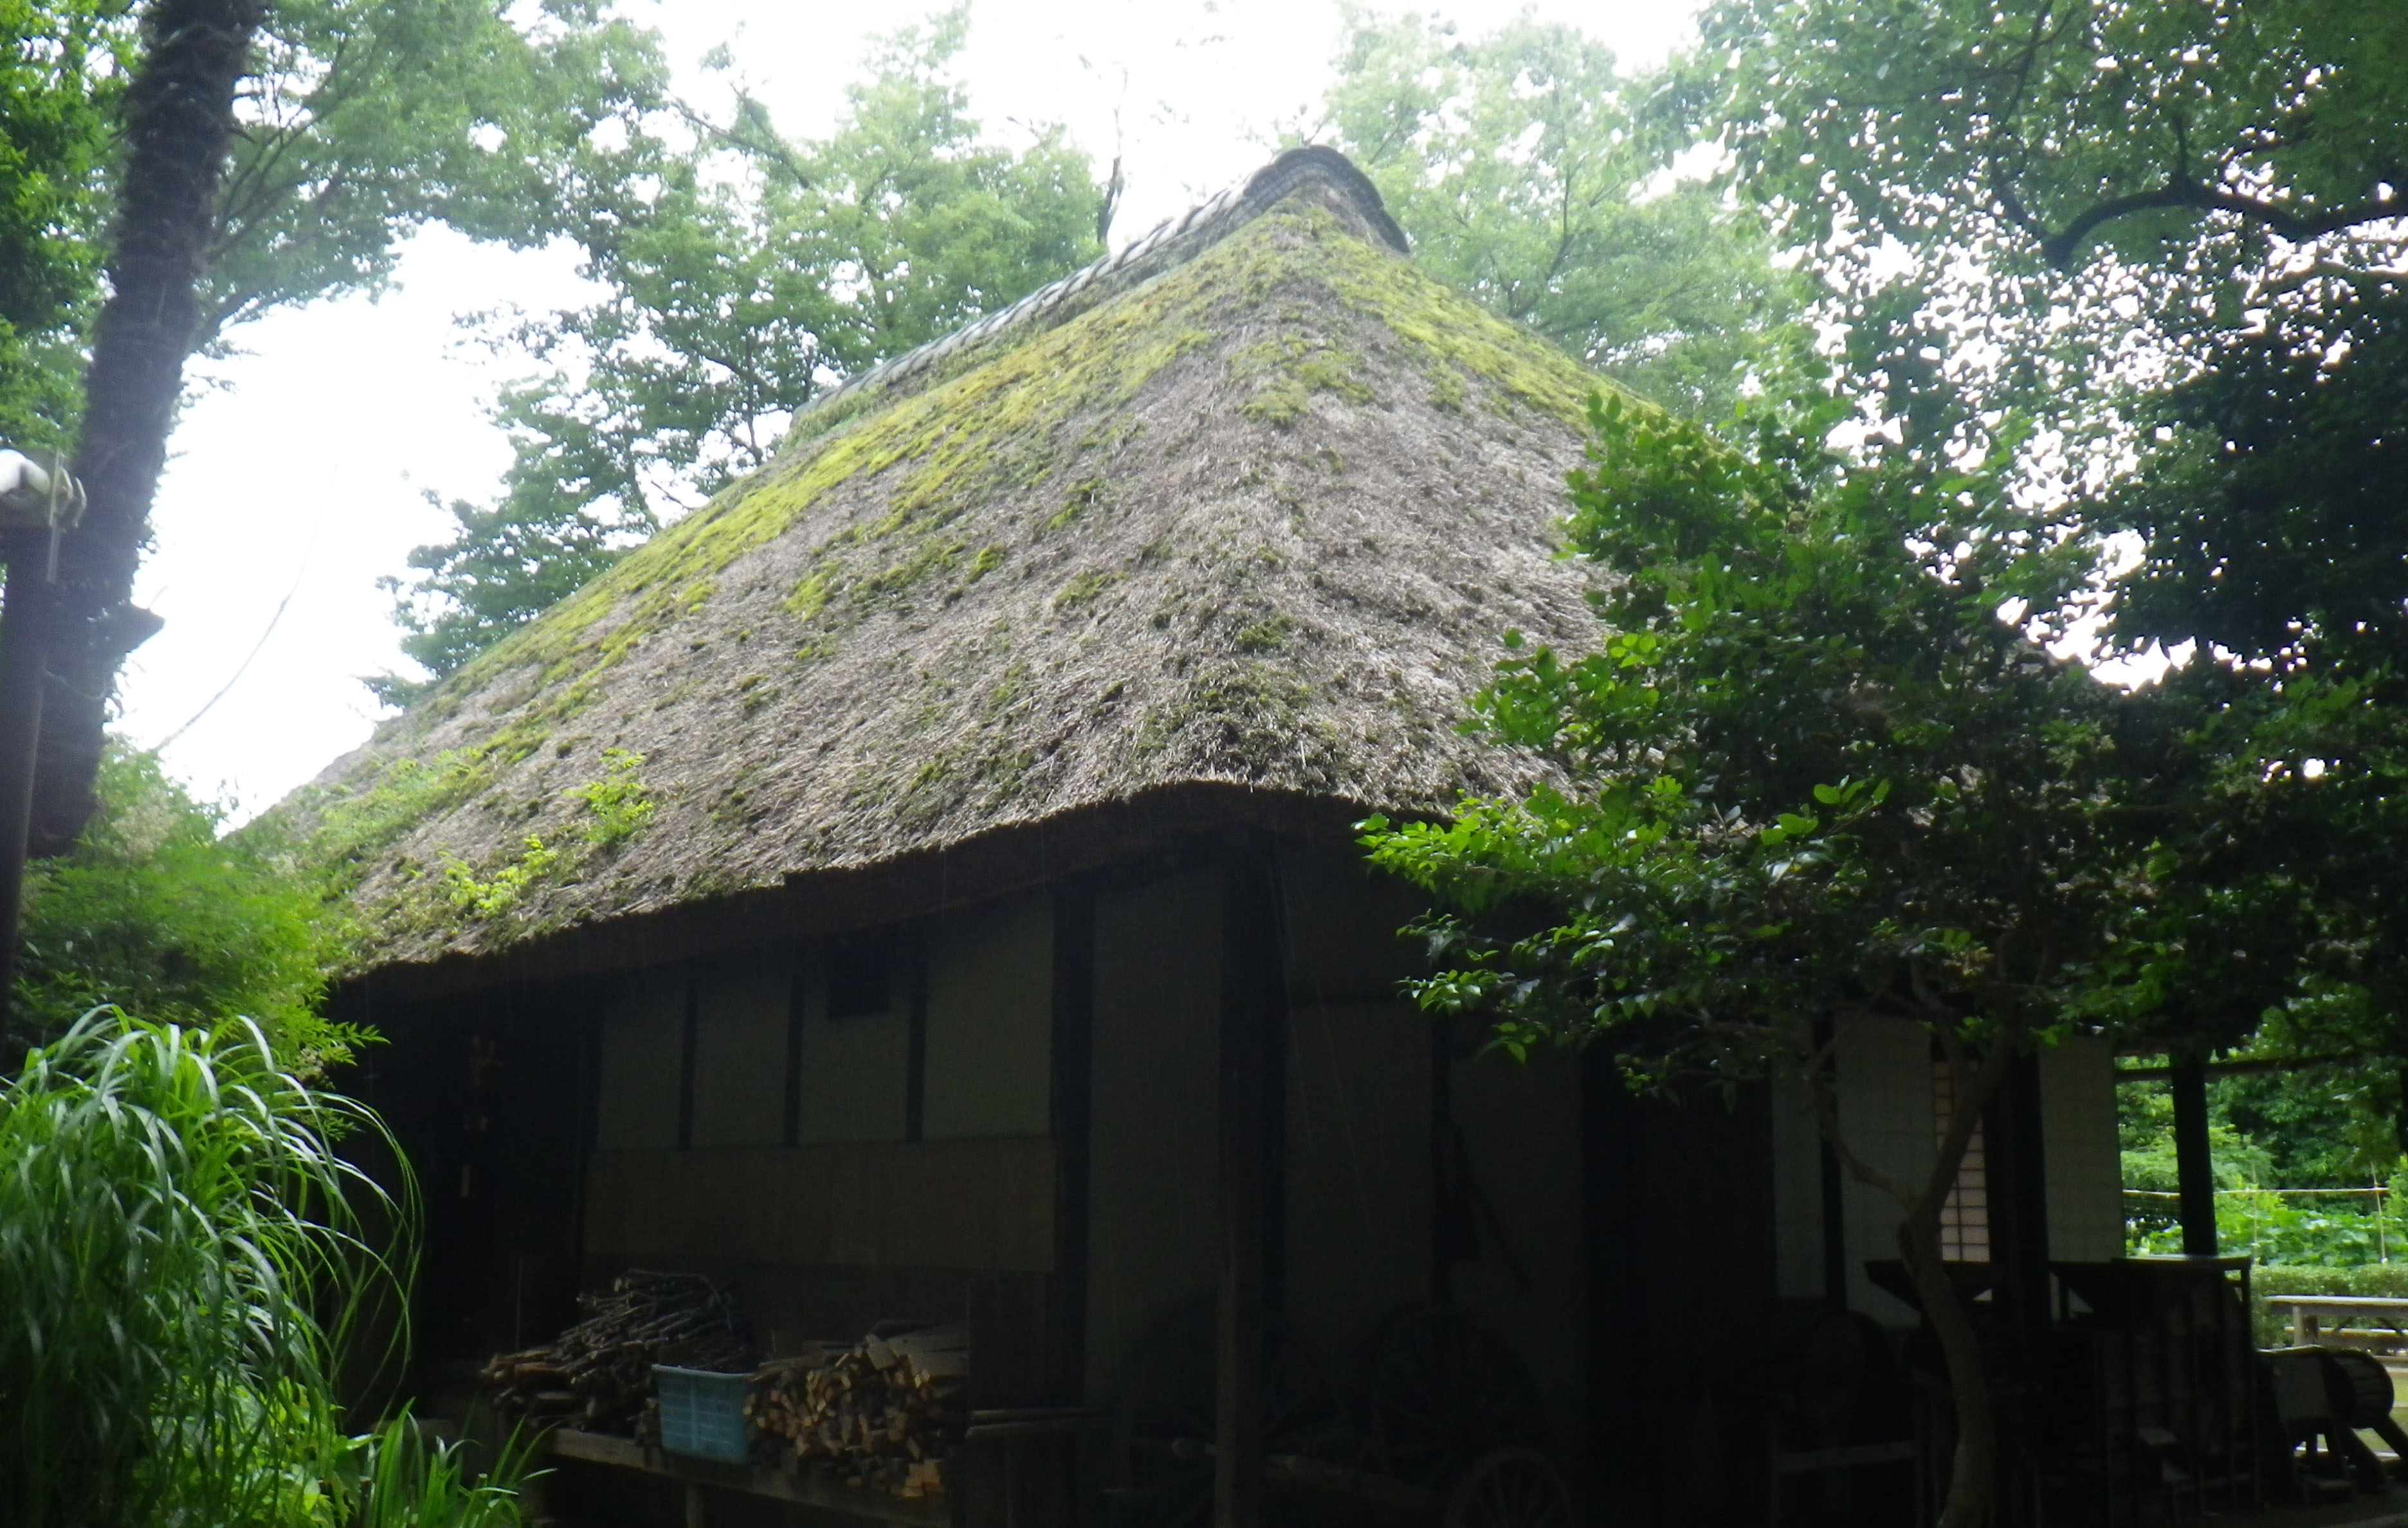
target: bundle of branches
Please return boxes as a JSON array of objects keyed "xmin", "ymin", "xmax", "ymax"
[
  {"xmin": 748, "ymin": 1324, "xmax": 968, "ymax": 1498},
  {"xmin": 480, "ymin": 1269, "xmax": 757, "ymax": 1433}
]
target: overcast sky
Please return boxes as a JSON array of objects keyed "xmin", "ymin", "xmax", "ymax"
[{"xmin": 114, "ymin": 0, "xmax": 1706, "ymax": 821}]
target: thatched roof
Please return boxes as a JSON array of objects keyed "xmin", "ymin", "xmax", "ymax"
[{"xmin": 282, "ymin": 147, "xmax": 1618, "ymax": 984}]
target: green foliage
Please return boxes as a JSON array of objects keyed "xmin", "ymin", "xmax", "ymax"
[
  {"xmin": 2130, "ymin": 1185, "xmax": 2408, "ymax": 1269},
  {"xmin": 0, "ymin": 1014, "xmax": 409, "ymax": 1527},
  {"xmin": 1362, "ymin": 378, "xmax": 2140, "ymax": 1527},
  {"xmin": 0, "ymin": 0, "xmax": 669, "ymax": 456},
  {"xmin": 1702, "ymin": 0, "xmax": 2407, "ymax": 275},
  {"xmin": 1694, "ymin": 0, "xmax": 2408, "ymax": 1071},
  {"xmin": 439, "ymin": 835, "xmax": 560, "ymax": 918},
  {"xmin": 382, "ymin": 5, "xmax": 1107, "ymax": 687},
  {"xmin": 2254, "ymin": 1264, "xmax": 2408, "ymax": 1344},
  {"xmin": 0, "ymin": 0, "xmax": 125, "ymax": 452},
  {"xmin": 2086, "ymin": 286, "xmax": 2408, "ymax": 1053},
  {"xmin": 1364, "ymin": 383, "xmax": 2126, "ymax": 1077},
  {"xmin": 14, "ymin": 745, "xmax": 343, "ymax": 1057},
  {"xmin": 2216, "ymin": 1065, "xmax": 2405, "ymax": 1188},
  {"xmin": 1688, "ymin": 0, "xmax": 2408, "ymax": 495},
  {"xmin": 2117, "ymin": 1078, "xmax": 2273, "ymax": 1197},
  {"xmin": 352, "ymin": 1412, "xmax": 540, "ymax": 1528},
  {"xmin": 566, "ymin": 746, "xmax": 653, "ymax": 847},
  {"xmin": 207, "ymin": 0, "xmax": 670, "ymax": 348},
  {"xmin": 1315, "ymin": 8, "xmax": 1802, "ymax": 420},
  {"xmin": 425, "ymin": 749, "xmax": 651, "ymax": 917}
]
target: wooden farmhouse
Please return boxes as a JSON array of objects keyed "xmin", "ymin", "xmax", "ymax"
[{"xmin": 292, "ymin": 149, "xmax": 2184, "ymax": 1528}]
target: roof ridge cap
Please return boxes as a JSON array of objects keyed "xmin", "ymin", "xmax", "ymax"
[{"xmin": 784, "ymin": 146, "xmax": 1407, "ymax": 439}]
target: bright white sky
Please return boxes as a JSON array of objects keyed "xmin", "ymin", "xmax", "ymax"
[{"xmin": 114, "ymin": 0, "xmax": 1706, "ymax": 821}]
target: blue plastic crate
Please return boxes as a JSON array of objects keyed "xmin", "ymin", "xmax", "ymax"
[{"xmin": 653, "ymin": 1364, "xmax": 752, "ymax": 1464}]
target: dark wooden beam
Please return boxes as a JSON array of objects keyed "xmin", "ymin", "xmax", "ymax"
[
  {"xmin": 1046, "ymin": 882, "xmax": 1095, "ymax": 1405},
  {"xmin": 0, "ymin": 549, "xmax": 50, "ymax": 1060},
  {"xmin": 1582, "ymin": 1045, "xmax": 1648, "ymax": 1505},
  {"xmin": 1216, "ymin": 832, "xmax": 1286, "ymax": 1528},
  {"xmin": 782, "ymin": 952, "xmax": 808, "ymax": 1146},
  {"xmin": 904, "ymin": 932, "xmax": 929, "ymax": 1143},
  {"xmin": 1987, "ymin": 1055, "xmax": 2052, "ymax": 1328},
  {"xmin": 334, "ymin": 783, "xmax": 1392, "ymax": 1012},
  {"xmin": 676, "ymin": 967, "xmax": 698, "ymax": 1151},
  {"xmin": 2171, "ymin": 1053, "xmax": 2218, "ymax": 1257},
  {"xmin": 2117, "ymin": 1053, "xmax": 2357, "ymax": 1079}
]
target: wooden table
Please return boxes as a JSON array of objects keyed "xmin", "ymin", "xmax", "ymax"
[
  {"xmin": 2267, "ymin": 1296, "xmax": 2408, "ymax": 1351},
  {"xmin": 547, "ymin": 1427, "xmax": 952, "ymax": 1527}
]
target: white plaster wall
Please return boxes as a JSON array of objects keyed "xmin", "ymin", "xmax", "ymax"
[
  {"xmin": 691, "ymin": 952, "xmax": 794, "ymax": 1148},
  {"xmin": 923, "ymin": 895, "xmax": 1053, "ymax": 1140},
  {"xmin": 2040, "ymin": 1034, "xmax": 2125, "ymax": 1261},
  {"xmin": 797, "ymin": 954, "xmax": 911, "ymax": 1143},
  {"xmin": 596, "ymin": 973, "xmax": 684, "ymax": 1149},
  {"xmin": 1835, "ymin": 1014, "xmax": 1937, "ymax": 1324}
]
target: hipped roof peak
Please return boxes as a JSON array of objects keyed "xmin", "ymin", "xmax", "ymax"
[
  {"xmin": 796, "ymin": 145, "xmax": 1411, "ymax": 434},
  {"xmin": 281, "ymin": 143, "xmax": 1618, "ymax": 985}
]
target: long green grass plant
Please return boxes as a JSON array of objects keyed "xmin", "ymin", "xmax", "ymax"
[
  {"xmin": 351, "ymin": 1411, "xmax": 540, "ymax": 1528},
  {"xmin": 0, "ymin": 1010, "xmax": 416, "ymax": 1526}
]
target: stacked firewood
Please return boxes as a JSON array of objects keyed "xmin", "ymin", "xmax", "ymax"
[
  {"xmin": 480, "ymin": 1269, "xmax": 757, "ymax": 1433},
  {"xmin": 747, "ymin": 1324, "xmax": 969, "ymax": 1498}
]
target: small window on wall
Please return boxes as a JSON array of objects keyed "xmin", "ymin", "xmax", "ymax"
[
  {"xmin": 1932, "ymin": 1059, "xmax": 1991, "ymax": 1263},
  {"xmin": 796, "ymin": 935, "xmax": 913, "ymax": 1143},
  {"xmin": 827, "ymin": 941, "xmax": 892, "ymax": 1019}
]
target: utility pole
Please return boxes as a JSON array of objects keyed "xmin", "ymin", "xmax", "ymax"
[{"xmin": 0, "ymin": 450, "xmax": 86, "ymax": 1059}]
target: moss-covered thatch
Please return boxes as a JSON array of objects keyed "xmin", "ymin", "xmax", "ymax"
[{"xmin": 280, "ymin": 149, "xmax": 1618, "ymax": 976}]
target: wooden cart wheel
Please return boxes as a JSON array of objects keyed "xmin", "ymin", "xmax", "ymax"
[
  {"xmin": 1109, "ymin": 1300, "xmax": 1347, "ymax": 1528},
  {"xmin": 1367, "ymin": 1304, "xmax": 1549, "ymax": 1489},
  {"xmin": 1441, "ymin": 1448, "xmax": 1578, "ymax": 1528}
]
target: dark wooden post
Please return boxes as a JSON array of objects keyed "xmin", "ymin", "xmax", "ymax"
[
  {"xmin": 1047, "ymin": 884, "xmax": 1095, "ymax": 1403},
  {"xmin": 0, "ymin": 544, "xmax": 51, "ymax": 1058},
  {"xmin": 1216, "ymin": 833, "xmax": 1287, "ymax": 1528},
  {"xmin": 1582, "ymin": 1044, "xmax": 1648, "ymax": 1507},
  {"xmin": 2171, "ymin": 1052, "xmax": 2217, "ymax": 1256},
  {"xmin": 1987, "ymin": 1055, "xmax": 2052, "ymax": 1323}
]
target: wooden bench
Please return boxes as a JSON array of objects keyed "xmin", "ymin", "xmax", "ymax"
[{"xmin": 2267, "ymin": 1295, "xmax": 2408, "ymax": 1352}]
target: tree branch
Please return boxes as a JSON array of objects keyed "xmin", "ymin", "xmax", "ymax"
[
  {"xmin": 679, "ymin": 95, "xmax": 812, "ymax": 190},
  {"xmin": 2035, "ymin": 181, "xmax": 2403, "ymax": 268}
]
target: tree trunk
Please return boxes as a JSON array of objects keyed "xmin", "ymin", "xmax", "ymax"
[
  {"xmin": 1900, "ymin": 1203, "xmax": 1996, "ymax": 1528},
  {"xmin": 30, "ymin": 0, "xmax": 262, "ymax": 854},
  {"xmin": 1809, "ymin": 1023, "xmax": 2022, "ymax": 1528}
]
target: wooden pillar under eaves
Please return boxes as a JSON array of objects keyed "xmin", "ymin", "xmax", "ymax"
[
  {"xmin": 1046, "ymin": 882, "xmax": 1096, "ymax": 1403},
  {"xmin": 1216, "ymin": 832, "xmax": 1288, "ymax": 1528},
  {"xmin": 2172, "ymin": 1051, "xmax": 2218, "ymax": 1256}
]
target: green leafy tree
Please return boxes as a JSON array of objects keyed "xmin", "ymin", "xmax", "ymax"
[
  {"xmin": 1313, "ymin": 9, "xmax": 1801, "ymax": 419},
  {"xmin": 1693, "ymin": 0, "xmax": 2407, "ymax": 439},
  {"xmin": 1365, "ymin": 385, "xmax": 2139, "ymax": 1528},
  {"xmin": 380, "ymin": 6, "xmax": 1106, "ymax": 691},
  {"xmin": 14, "ymin": 745, "xmax": 342, "ymax": 1055},
  {"xmin": 2100, "ymin": 280, "xmax": 2408, "ymax": 1035},
  {"xmin": 1421, "ymin": 3, "xmax": 2408, "ymax": 1518},
  {"xmin": 0, "ymin": 0, "xmax": 127, "ymax": 455},
  {"xmin": 24, "ymin": 0, "xmax": 675, "ymax": 855},
  {"xmin": 1703, "ymin": 0, "xmax": 2405, "ymax": 277},
  {"xmin": 1693, "ymin": 1, "xmax": 2408, "ymax": 1107},
  {"xmin": 203, "ymin": 0, "xmax": 672, "ymax": 345}
]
